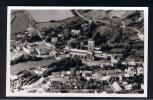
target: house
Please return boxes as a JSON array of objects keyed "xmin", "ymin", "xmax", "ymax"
[
  {"xmin": 16, "ymin": 44, "xmax": 23, "ymax": 51},
  {"xmin": 100, "ymin": 63, "xmax": 113, "ymax": 69},
  {"xmin": 61, "ymin": 71, "xmax": 71, "ymax": 78},
  {"xmin": 22, "ymin": 46, "xmax": 31, "ymax": 54},
  {"xmin": 125, "ymin": 67, "xmax": 136, "ymax": 77},
  {"xmin": 124, "ymin": 84, "xmax": 133, "ymax": 91},
  {"xmin": 125, "ymin": 59, "xmax": 136, "ymax": 66},
  {"xmin": 33, "ymin": 67, "xmax": 47, "ymax": 76},
  {"xmin": 94, "ymin": 53, "xmax": 114, "ymax": 62},
  {"xmin": 36, "ymin": 48, "xmax": 49, "ymax": 55},
  {"xmin": 141, "ymin": 83, "xmax": 144, "ymax": 90},
  {"xmin": 95, "ymin": 47, "xmax": 101, "ymax": 51},
  {"xmin": 65, "ymin": 71, "xmax": 71, "ymax": 77},
  {"xmin": 112, "ymin": 81, "xmax": 123, "ymax": 92},
  {"xmin": 82, "ymin": 23, "xmax": 89, "ymax": 32},
  {"xmin": 51, "ymin": 37, "xmax": 58, "ymax": 44},
  {"xmin": 106, "ymin": 70, "xmax": 116, "ymax": 76},
  {"xmin": 118, "ymin": 75, "xmax": 123, "ymax": 81},
  {"xmin": 109, "ymin": 77, "xmax": 119, "ymax": 82},
  {"xmin": 137, "ymin": 66, "xmax": 144, "ymax": 75},
  {"xmin": 103, "ymin": 84, "xmax": 114, "ymax": 93},
  {"xmin": 100, "ymin": 76, "xmax": 110, "ymax": 81},
  {"xmin": 26, "ymin": 24, "xmax": 35, "ymax": 33},
  {"xmin": 22, "ymin": 42, "xmax": 33, "ymax": 54},
  {"xmin": 101, "ymin": 71, "xmax": 107, "ymax": 76},
  {"xmin": 82, "ymin": 71, "xmax": 92, "ymax": 77},
  {"xmin": 61, "ymin": 71, "xmax": 65, "ymax": 78},
  {"xmin": 35, "ymin": 42, "xmax": 50, "ymax": 55},
  {"xmin": 92, "ymin": 73, "xmax": 102, "ymax": 79},
  {"xmin": 64, "ymin": 46, "xmax": 71, "ymax": 52},
  {"xmin": 71, "ymin": 29, "xmax": 81, "ymax": 36},
  {"xmin": 22, "ymin": 42, "xmax": 38, "ymax": 55},
  {"xmin": 75, "ymin": 70, "xmax": 82, "ymax": 76},
  {"xmin": 51, "ymin": 72, "xmax": 61, "ymax": 78}
]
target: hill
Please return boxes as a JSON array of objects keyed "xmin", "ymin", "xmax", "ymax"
[{"xmin": 11, "ymin": 10, "xmax": 34, "ymax": 40}]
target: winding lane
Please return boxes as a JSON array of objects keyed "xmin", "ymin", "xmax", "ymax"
[
  {"xmin": 74, "ymin": 10, "xmax": 110, "ymax": 25},
  {"xmin": 121, "ymin": 21, "xmax": 144, "ymax": 40}
]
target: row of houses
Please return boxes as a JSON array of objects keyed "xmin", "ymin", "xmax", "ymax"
[
  {"xmin": 47, "ymin": 69, "xmax": 144, "ymax": 93},
  {"xmin": 49, "ymin": 65, "xmax": 143, "ymax": 82}
]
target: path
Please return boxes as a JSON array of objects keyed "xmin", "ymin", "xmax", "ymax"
[
  {"xmin": 74, "ymin": 10, "xmax": 110, "ymax": 25},
  {"xmin": 121, "ymin": 21, "xmax": 144, "ymax": 40}
]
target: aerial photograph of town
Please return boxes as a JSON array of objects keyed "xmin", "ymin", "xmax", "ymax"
[{"xmin": 8, "ymin": 7, "xmax": 147, "ymax": 96}]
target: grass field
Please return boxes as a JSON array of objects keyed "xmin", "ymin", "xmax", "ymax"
[
  {"xmin": 11, "ymin": 11, "xmax": 30, "ymax": 33},
  {"xmin": 27, "ymin": 10, "xmax": 74, "ymax": 22},
  {"xmin": 11, "ymin": 11, "xmax": 31, "ymax": 40}
]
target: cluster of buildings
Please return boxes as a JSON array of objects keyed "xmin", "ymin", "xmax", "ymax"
[
  {"xmin": 10, "ymin": 24, "xmax": 58, "ymax": 62},
  {"xmin": 36, "ymin": 61, "xmax": 144, "ymax": 93},
  {"xmin": 10, "ymin": 62, "xmax": 144, "ymax": 93},
  {"xmin": 64, "ymin": 40, "xmax": 118, "ymax": 63}
]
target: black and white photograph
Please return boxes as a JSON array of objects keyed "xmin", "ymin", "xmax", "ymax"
[{"xmin": 6, "ymin": 7, "xmax": 148, "ymax": 97}]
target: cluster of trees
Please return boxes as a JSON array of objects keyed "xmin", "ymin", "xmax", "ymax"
[
  {"xmin": 92, "ymin": 32, "xmax": 108, "ymax": 45},
  {"xmin": 11, "ymin": 54, "xmax": 43, "ymax": 65},
  {"xmin": 43, "ymin": 56, "xmax": 82, "ymax": 77},
  {"xmin": 15, "ymin": 31, "xmax": 42, "ymax": 42}
]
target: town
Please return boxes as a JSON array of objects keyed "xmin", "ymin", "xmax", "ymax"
[{"xmin": 10, "ymin": 10, "xmax": 144, "ymax": 94}]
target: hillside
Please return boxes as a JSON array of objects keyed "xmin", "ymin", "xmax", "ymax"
[
  {"xmin": 35, "ymin": 16, "xmax": 84, "ymax": 30},
  {"xmin": 35, "ymin": 10, "xmax": 144, "ymax": 35},
  {"xmin": 11, "ymin": 11, "xmax": 34, "ymax": 40},
  {"xmin": 77, "ymin": 10, "xmax": 144, "ymax": 34},
  {"xmin": 27, "ymin": 10, "xmax": 74, "ymax": 22}
]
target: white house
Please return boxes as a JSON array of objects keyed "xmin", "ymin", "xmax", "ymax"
[
  {"xmin": 71, "ymin": 29, "xmax": 81, "ymax": 36},
  {"xmin": 125, "ymin": 67, "xmax": 136, "ymax": 77},
  {"xmin": 112, "ymin": 81, "xmax": 123, "ymax": 92},
  {"xmin": 82, "ymin": 71, "xmax": 92, "ymax": 77},
  {"xmin": 137, "ymin": 66, "xmax": 144, "ymax": 75},
  {"xmin": 35, "ymin": 42, "xmax": 50, "ymax": 55}
]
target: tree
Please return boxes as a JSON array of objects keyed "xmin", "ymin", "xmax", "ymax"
[
  {"xmin": 68, "ymin": 39, "xmax": 80, "ymax": 48},
  {"xmin": 50, "ymin": 31, "xmax": 58, "ymax": 37},
  {"xmin": 92, "ymin": 32, "xmax": 107, "ymax": 45},
  {"xmin": 114, "ymin": 28, "xmax": 123, "ymax": 42},
  {"xmin": 63, "ymin": 29, "xmax": 71, "ymax": 40},
  {"xmin": 97, "ymin": 26, "xmax": 113, "ymax": 37},
  {"xmin": 89, "ymin": 21, "xmax": 96, "ymax": 33},
  {"xmin": 45, "ymin": 36, "xmax": 51, "ymax": 42}
]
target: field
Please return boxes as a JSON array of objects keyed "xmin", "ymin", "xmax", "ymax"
[
  {"xmin": 27, "ymin": 10, "xmax": 74, "ymax": 22},
  {"xmin": 11, "ymin": 11, "xmax": 30, "ymax": 33},
  {"xmin": 11, "ymin": 11, "xmax": 31, "ymax": 40}
]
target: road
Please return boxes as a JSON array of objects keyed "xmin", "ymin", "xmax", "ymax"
[
  {"xmin": 74, "ymin": 10, "xmax": 110, "ymax": 25},
  {"xmin": 74, "ymin": 10, "xmax": 90, "ymax": 22}
]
